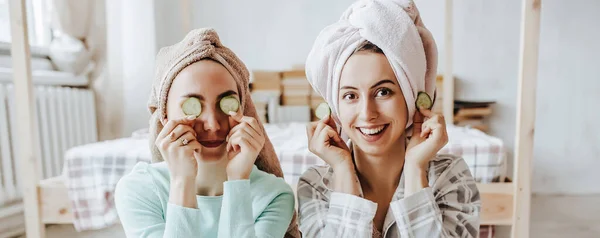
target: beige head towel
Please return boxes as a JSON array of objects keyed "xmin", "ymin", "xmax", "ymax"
[
  {"xmin": 305, "ymin": 0, "xmax": 438, "ymax": 136},
  {"xmin": 147, "ymin": 28, "xmax": 300, "ymax": 237}
]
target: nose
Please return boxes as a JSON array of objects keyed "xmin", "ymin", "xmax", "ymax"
[
  {"xmin": 199, "ymin": 107, "xmax": 221, "ymax": 132},
  {"xmin": 358, "ymin": 97, "xmax": 378, "ymax": 122}
]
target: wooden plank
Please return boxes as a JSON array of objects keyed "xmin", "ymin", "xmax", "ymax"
[
  {"xmin": 251, "ymin": 71, "xmax": 282, "ymax": 91},
  {"xmin": 38, "ymin": 175, "xmax": 63, "ymax": 186},
  {"xmin": 512, "ymin": 0, "xmax": 542, "ymax": 237},
  {"xmin": 477, "ymin": 182, "xmax": 514, "ymax": 194},
  {"xmin": 481, "ymin": 191, "xmax": 514, "ymax": 225},
  {"xmin": 0, "ymin": 204, "xmax": 25, "ymax": 238},
  {"xmin": 478, "ymin": 183, "xmax": 514, "ymax": 225},
  {"xmin": 0, "ymin": 202, "xmax": 24, "ymax": 219},
  {"xmin": 1, "ymin": 227, "xmax": 26, "ymax": 238},
  {"xmin": 0, "ymin": 209, "xmax": 26, "ymax": 238},
  {"xmin": 443, "ymin": 0, "xmax": 454, "ymax": 120},
  {"xmin": 7, "ymin": 0, "xmax": 45, "ymax": 237},
  {"xmin": 281, "ymin": 69, "xmax": 306, "ymax": 79},
  {"xmin": 39, "ymin": 177, "xmax": 74, "ymax": 224}
]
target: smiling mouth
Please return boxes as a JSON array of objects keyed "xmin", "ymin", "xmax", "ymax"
[
  {"xmin": 199, "ymin": 140, "xmax": 225, "ymax": 148},
  {"xmin": 357, "ymin": 124, "xmax": 389, "ymax": 136},
  {"xmin": 355, "ymin": 124, "xmax": 389, "ymax": 143}
]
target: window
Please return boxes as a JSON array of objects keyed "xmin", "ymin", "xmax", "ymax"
[{"xmin": 0, "ymin": 0, "xmax": 52, "ymax": 48}]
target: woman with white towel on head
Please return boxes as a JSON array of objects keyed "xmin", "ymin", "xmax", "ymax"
[{"xmin": 297, "ymin": 1, "xmax": 481, "ymax": 237}]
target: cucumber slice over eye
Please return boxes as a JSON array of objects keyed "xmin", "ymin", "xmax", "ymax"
[
  {"xmin": 220, "ymin": 96, "xmax": 240, "ymax": 114},
  {"xmin": 315, "ymin": 102, "xmax": 331, "ymax": 120},
  {"xmin": 415, "ymin": 92, "xmax": 433, "ymax": 110},
  {"xmin": 182, "ymin": 97, "xmax": 202, "ymax": 117}
]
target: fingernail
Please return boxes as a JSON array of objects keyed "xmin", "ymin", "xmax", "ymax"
[
  {"xmin": 228, "ymin": 111, "xmax": 236, "ymax": 116},
  {"xmin": 186, "ymin": 115, "xmax": 197, "ymax": 120}
]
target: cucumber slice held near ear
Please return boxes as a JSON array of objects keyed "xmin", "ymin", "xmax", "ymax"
[
  {"xmin": 220, "ymin": 96, "xmax": 240, "ymax": 114},
  {"xmin": 182, "ymin": 97, "xmax": 202, "ymax": 117},
  {"xmin": 415, "ymin": 92, "xmax": 433, "ymax": 110},
  {"xmin": 315, "ymin": 102, "xmax": 331, "ymax": 120}
]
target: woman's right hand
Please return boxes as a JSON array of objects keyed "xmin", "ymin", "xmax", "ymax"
[
  {"xmin": 307, "ymin": 115, "xmax": 361, "ymax": 196},
  {"xmin": 156, "ymin": 115, "xmax": 202, "ymax": 181},
  {"xmin": 306, "ymin": 115, "xmax": 352, "ymax": 171}
]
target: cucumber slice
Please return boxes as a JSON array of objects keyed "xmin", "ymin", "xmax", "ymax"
[
  {"xmin": 315, "ymin": 102, "xmax": 331, "ymax": 120},
  {"xmin": 182, "ymin": 97, "xmax": 202, "ymax": 116},
  {"xmin": 415, "ymin": 92, "xmax": 433, "ymax": 110},
  {"xmin": 220, "ymin": 96, "xmax": 240, "ymax": 114}
]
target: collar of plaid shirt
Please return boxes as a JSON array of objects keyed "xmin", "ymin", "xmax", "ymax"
[{"xmin": 322, "ymin": 155, "xmax": 431, "ymax": 235}]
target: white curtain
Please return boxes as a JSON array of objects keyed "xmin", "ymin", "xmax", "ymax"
[
  {"xmin": 50, "ymin": 0, "xmax": 123, "ymax": 140},
  {"xmin": 48, "ymin": 0, "xmax": 95, "ymax": 74}
]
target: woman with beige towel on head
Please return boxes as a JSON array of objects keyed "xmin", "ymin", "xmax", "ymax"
[
  {"xmin": 298, "ymin": 0, "xmax": 481, "ymax": 237},
  {"xmin": 114, "ymin": 28, "xmax": 300, "ymax": 238}
]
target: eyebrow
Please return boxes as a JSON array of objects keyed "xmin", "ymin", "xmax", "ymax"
[
  {"xmin": 181, "ymin": 90, "xmax": 238, "ymax": 100},
  {"xmin": 340, "ymin": 79, "xmax": 396, "ymax": 90}
]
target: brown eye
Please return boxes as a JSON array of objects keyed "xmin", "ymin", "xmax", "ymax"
[
  {"xmin": 343, "ymin": 92, "xmax": 357, "ymax": 100},
  {"xmin": 376, "ymin": 88, "xmax": 392, "ymax": 97}
]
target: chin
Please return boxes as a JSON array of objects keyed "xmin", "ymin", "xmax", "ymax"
[
  {"xmin": 349, "ymin": 126, "xmax": 404, "ymax": 156},
  {"xmin": 354, "ymin": 141, "xmax": 391, "ymax": 156},
  {"xmin": 198, "ymin": 145, "xmax": 226, "ymax": 162}
]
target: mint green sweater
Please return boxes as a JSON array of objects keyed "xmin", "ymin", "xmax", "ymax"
[{"xmin": 114, "ymin": 162, "xmax": 295, "ymax": 238}]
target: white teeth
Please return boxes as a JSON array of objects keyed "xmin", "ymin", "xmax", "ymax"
[{"xmin": 359, "ymin": 125, "xmax": 385, "ymax": 135}]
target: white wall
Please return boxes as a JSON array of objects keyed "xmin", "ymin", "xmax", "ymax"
[
  {"xmin": 531, "ymin": 0, "xmax": 600, "ymax": 194},
  {"xmin": 191, "ymin": 0, "xmax": 354, "ymax": 70},
  {"xmin": 154, "ymin": 0, "xmax": 190, "ymax": 50}
]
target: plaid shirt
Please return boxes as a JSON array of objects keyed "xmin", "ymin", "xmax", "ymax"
[{"xmin": 297, "ymin": 154, "xmax": 481, "ymax": 238}]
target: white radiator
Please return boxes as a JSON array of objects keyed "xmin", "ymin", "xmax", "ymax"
[{"xmin": 0, "ymin": 83, "xmax": 97, "ymax": 218}]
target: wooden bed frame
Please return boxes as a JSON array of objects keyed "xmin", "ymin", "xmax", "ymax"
[{"xmin": 8, "ymin": 0, "xmax": 541, "ymax": 237}]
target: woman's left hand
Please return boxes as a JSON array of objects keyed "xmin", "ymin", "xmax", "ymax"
[
  {"xmin": 405, "ymin": 108, "xmax": 449, "ymax": 170},
  {"xmin": 225, "ymin": 111, "xmax": 265, "ymax": 180}
]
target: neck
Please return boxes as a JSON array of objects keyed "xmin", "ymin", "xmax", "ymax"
[
  {"xmin": 195, "ymin": 157, "xmax": 228, "ymax": 196},
  {"xmin": 353, "ymin": 135, "xmax": 406, "ymax": 193}
]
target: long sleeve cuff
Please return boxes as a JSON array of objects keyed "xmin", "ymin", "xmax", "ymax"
[
  {"xmin": 390, "ymin": 187, "xmax": 444, "ymax": 236},
  {"xmin": 164, "ymin": 203, "xmax": 203, "ymax": 237},
  {"xmin": 218, "ymin": 180, "xmax": 254, "ymax": 237},
  {"xmin": 327, "ymin": 192, "xmax": 377, "ymax": 236}
]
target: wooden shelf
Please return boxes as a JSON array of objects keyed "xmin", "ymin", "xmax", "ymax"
[
  {"xmin": 478, "ymin": 183, "xmax": 515, "ymax": 226},
  {"xmin": 39, "ymin": 176, "xmax": 73, "ymax": 224}
]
